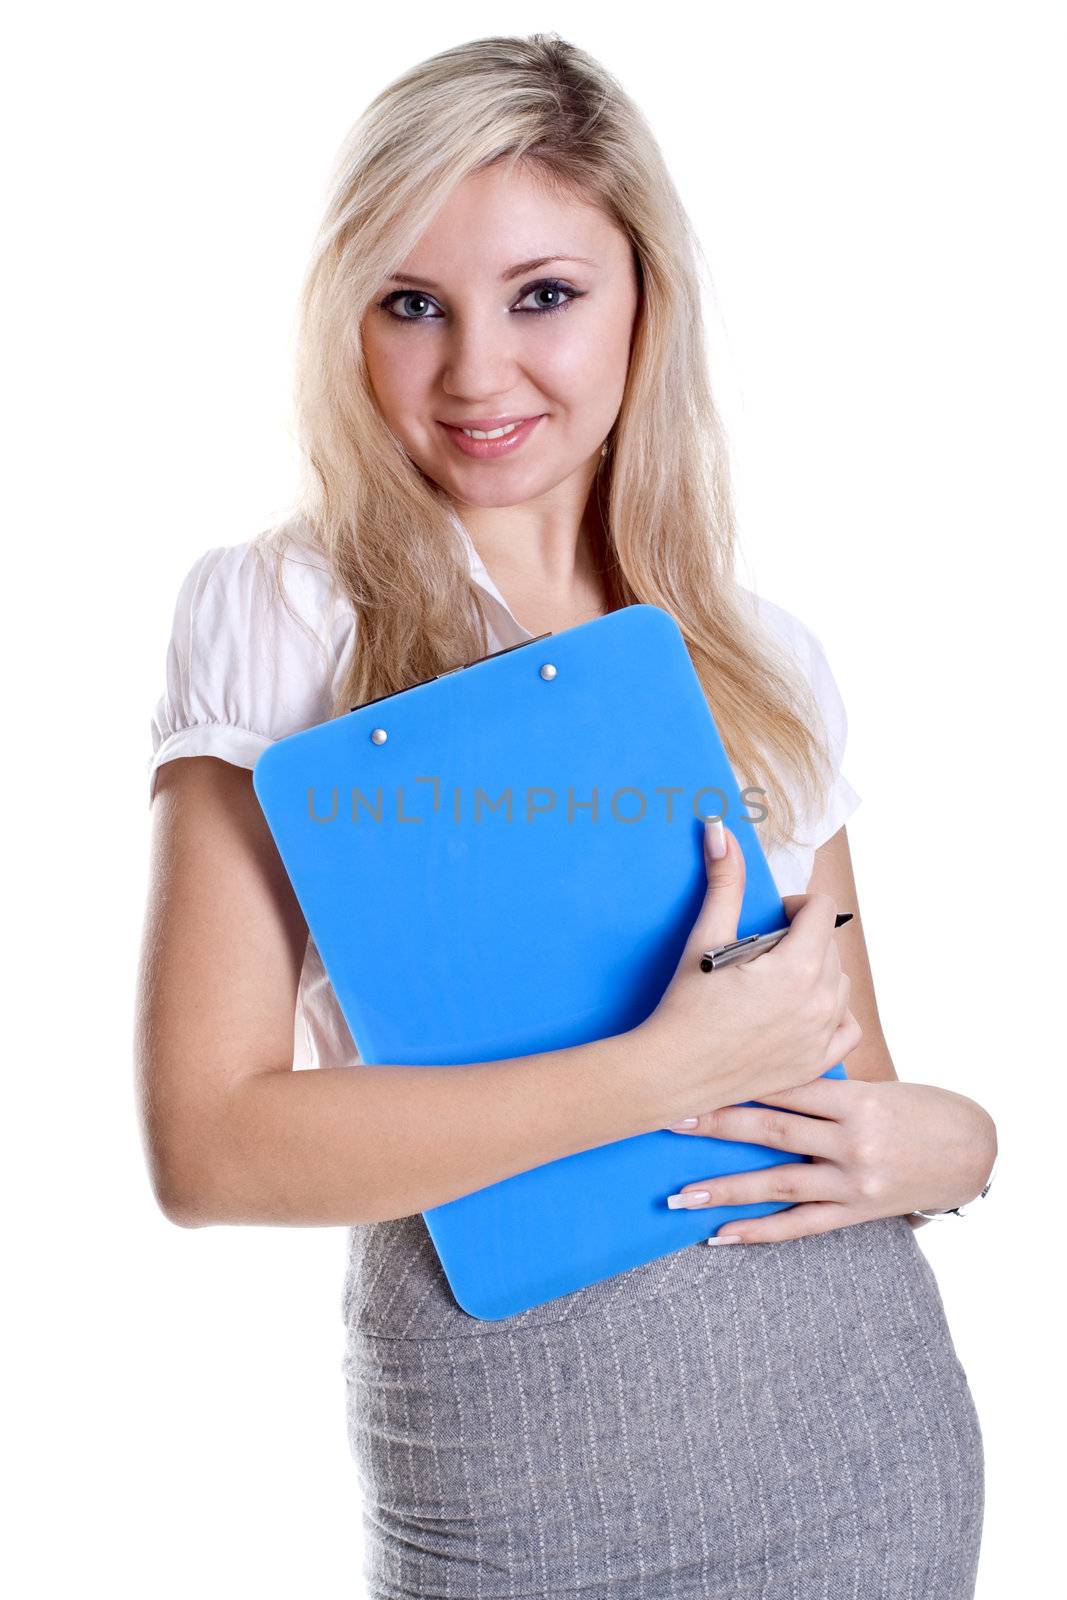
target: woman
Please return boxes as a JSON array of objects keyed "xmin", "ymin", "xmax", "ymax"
[{"xmin": 138, "ymin": 33, "xmax": 997, "ymax": 1599}]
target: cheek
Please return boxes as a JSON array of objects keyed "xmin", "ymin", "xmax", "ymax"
[
  {"xmin": 536, "ymin": 313, "xmax": 630, "ymax": 409},
  {"xmin": 362, "ymin": 331, "xmax": 432, "ymax": 424}
]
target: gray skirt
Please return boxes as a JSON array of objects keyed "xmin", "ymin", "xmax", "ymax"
[{"xmin": 341, "ymin": 1211, "xmax": 984, "ymax": 1599}]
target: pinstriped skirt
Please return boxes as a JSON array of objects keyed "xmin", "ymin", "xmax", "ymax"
[{"xmin": 341, "ymin": 1212, "xmax": 984, "ymax": 1599}]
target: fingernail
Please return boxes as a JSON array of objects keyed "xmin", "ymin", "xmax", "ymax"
[
  {"xmin": 668, "ymin": 1117, "xmax": 699, "ymax": 1130},
  {"xmin": 667, "ymin": 1190, "xmax": 711, "ymax": 1209},
  {"xmin": 704, "ymin": 817, "xmax": 727, "ymax": 859},
  {"xmin": 705, "ymin": 1233, "xmax": 743, "ymax": 1245}
]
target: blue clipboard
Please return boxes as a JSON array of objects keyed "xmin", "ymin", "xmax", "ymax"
[{"xmin": 252, "ymin": 603, "xmax": 846, "ymax": 1320}]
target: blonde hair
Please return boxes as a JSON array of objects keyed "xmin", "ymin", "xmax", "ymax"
[{"xmin": 262, "ymin": 31, "xmax": 837, "ymax": 853}]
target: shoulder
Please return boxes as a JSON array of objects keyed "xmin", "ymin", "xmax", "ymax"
[
  {"xmin": 739, "ymin": 585, "xmax": 824, "ymax": 668},
  {"xmin": 175, "ymin": 528, "xmax": 340, "ymax": 640},
  {"xmin": 737, "ymin": 584, "xmax": 862, "ymax": 854},
  {"xmin": 737, "ymin": 585, "xmax": 850, "ymax": 761},
  {"xmin": 148, "ymin": 528, "xmax": 356, "ymax": 800},
  {"xmin": 174, "ymin": 527, "xmax": 356, "ymax": 676}
]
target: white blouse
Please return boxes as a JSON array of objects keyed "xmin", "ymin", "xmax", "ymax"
[{"xmin": 147, "ymin": 519, "xmax": 861, "ymax": 1071}]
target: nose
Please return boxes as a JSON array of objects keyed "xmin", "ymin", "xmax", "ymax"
[{"xmin": 440, "ymin": 309, "xmax": 523, "ymax": 404}]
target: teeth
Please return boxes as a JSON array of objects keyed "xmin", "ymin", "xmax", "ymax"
[{"xmin": 461, "ymin": 421, "xmax": 522, "ymax": 439}]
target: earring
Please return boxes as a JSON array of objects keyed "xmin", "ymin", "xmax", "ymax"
[{"xmin": 601, "ymin": 441, "xmax": 609, "ymax": 457}]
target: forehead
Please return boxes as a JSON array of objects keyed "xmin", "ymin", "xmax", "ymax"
[{"xmin": 397, "ymin": 163, "xmax": 622, "ymax": 281}]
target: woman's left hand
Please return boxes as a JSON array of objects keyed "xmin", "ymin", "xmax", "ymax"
[{"xmin": 664, "ymin": 1077, "xmax": 998, "ymax": 1243}]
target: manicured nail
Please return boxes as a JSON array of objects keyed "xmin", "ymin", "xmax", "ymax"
[
  {"xmin": 669, "ymin": 1117, "xmax": 699, "ymax": 1130},
  {"xmin": 705, "ymin": 1233, "xmax": 743, "ymax": 1245},
  {"xmin": 667, "ymin": 1190, "xmax": 710, "ymax": 1209},
  {"xmin": 705, "ymin": 816, "xmax": 727, "ymax": 859}
]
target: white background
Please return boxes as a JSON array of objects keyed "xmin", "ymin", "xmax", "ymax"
[{"xmin": 5, "ymin": 2, "xmax": 1063, "ymax": 1594}]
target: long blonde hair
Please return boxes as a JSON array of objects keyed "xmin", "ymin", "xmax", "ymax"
[{"xmin": 261, "ymin": 31, "xmax": 837, "ymax": 853}]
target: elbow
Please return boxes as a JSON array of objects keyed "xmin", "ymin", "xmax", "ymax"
[
  {"xmin": 155, "ymin": 1181, "xmax": 216, "ymax": 1230},
  {"xmin": 143, "ymin": 1122, "xmax": 228, "ymax": 1229},
  {"xmin": 149, "ymin": 1154, "xmax": 220, "ymax": 1230},
  {"xmin": 964, "ymin": 1095, "xmax": 998, "ymax": 1164},
  {"xmin": 979, "ymin": 1104, "xmax": 999, "ymax": 1174},
  {"xmin": 136, "ymin": 1036, "xmax": 237, "ymax": 1227}
]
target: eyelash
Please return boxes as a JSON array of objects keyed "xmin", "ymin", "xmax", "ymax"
[{"xmin": 378, "ymin": 277, "xmax": 584, "ymax": 324}]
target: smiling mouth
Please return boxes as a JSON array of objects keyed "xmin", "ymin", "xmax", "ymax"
[
  {"xmin": 437, "ymin": 415, "xmax": 545, "ymax": 457},
  {"xmin": 440, "ymin": 416, "xmax": 541, "ymax": 437}
]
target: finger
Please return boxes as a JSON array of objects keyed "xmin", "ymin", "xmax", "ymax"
[
  {"xmin": 664, "ymin": 1067, "xmax": 860, "ymax": 1131},
  {"xmin": 686, "ymin": 820, "xmax": 747, "ymax": 956},
  {"xmin": 825, "ymin": 1004, "xmax": 863, "ymax": 1068},
  {"xmin": 705, "ymin": 1202, "xmax": 856, "ymax": 1246},
  {"xmin": 832, "ymin": 969, "xmax": 851, "ymax": 1033},
  {"xmin": 668, "ymin": 1103, "xmax": 840, "ymax": 1158},
  {"xmin": 746, "ymin": 1075, "xmax": 852, "ymax": 1117},
  {"xmin": 825, "ymin": 925, "xmax": 845, "ymax": 983},
  {"xmin": 667, "ymin": 1158, "xmax": 844, "ymax": 1210},
  {"xmin": 764, "ymin": 891, "xmax": 839, "ymax": 974}
]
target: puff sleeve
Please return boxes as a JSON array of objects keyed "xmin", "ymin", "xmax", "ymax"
[
  {"xmin": 799, "ymin": 619, "xmax": 862, "ymax": 849},
  {"xmin": 750, "ymin": 593, "xmax": 863, "ymax": 851},
  {"xmin": 147, "ymin": 539, "xmax": 348, "ymax": 803}
]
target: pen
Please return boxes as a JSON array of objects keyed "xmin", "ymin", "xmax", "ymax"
[{"xmin": 700, "ymin": 912, "xmax": 853, "ymax": 973}]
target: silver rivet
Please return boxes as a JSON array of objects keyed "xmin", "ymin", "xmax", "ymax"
[
  {"xmin": 370, "ymin": 727, "xmax": 388, "ymax": 745},
  {"xmin": 539, "ymin": 663, "xmax": 557, "ymax": 681}
]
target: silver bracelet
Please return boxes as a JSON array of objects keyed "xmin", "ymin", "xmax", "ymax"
[{"xmin": 910, "ymin": 1154, "xmax": 998, "ymax": 1220}]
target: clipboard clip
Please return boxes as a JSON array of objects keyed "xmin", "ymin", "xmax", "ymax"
[{"xmin": 350, "ymin": 632, "xmax": 553, "ymax": 713}]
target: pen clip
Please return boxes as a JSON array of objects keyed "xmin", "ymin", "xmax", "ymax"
[{"xmin": 702, "ymin": 932, "xmax": 763, "ymax": 961}]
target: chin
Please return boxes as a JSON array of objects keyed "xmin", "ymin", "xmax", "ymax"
[{"xmin": 445, "ymin": 477, "xmax": 561, "ymax": 511}]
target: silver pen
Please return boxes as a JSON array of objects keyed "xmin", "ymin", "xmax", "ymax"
[{"xmin": 700, "ymin": 912, "xmax": 853, "ymax": 972}]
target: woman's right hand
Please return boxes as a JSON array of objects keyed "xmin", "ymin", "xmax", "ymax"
[{"xmin": 631, "ymin": 818, "xmax": 862, "ymax": 1129}]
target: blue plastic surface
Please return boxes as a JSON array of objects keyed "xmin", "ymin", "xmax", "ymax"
[{"xmin": 252, "ymin": 604, "xmax": 846, "ymax": 1319}]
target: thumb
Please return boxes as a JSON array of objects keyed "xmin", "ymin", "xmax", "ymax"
[{"xmin": 687, "ymin": 817, "xmax": 746, "ymax": 956}]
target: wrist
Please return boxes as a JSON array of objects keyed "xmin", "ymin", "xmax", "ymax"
[
  {"xmin": 613, "ymin": 1022, "xmax": 676, "ymax": 1135},
  {"xmin": 620, "ymin": 1018, "xmax": 752, "ymax": 1136}
]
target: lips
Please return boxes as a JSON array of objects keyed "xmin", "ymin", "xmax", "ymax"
[
  {"xmin": 439, "ymin": 415, "xmax": 537, "ymax": 431},
  {"xmin": 437, "ymin": 414, "xmax": 545, "ymax": 459}
]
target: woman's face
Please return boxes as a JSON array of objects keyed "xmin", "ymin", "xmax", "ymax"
[{"xmin": 361, "ymin": 162, "xmax": 640, "ymax": 510}]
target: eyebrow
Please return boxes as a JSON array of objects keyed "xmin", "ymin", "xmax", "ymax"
[{"xmin": 386, "ymin": 256, "xmax": 597, "ymax": 290}]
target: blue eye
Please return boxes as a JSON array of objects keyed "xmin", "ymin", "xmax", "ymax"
[
  {"xmin": 378, "ymin": 278, "xmax": 584, "ymax": 324},
  {"xmin": 514, "ymin": 281, "xmax": 580, "ymax": 316},
  {"xmin": 382, "ymin": 290, "xmax": 442, "ymax": 322}
]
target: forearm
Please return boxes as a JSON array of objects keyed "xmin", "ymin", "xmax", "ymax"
[{"xmin": 170, "ymin": 1028, "xmax": 682, "ymax": 1228}]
